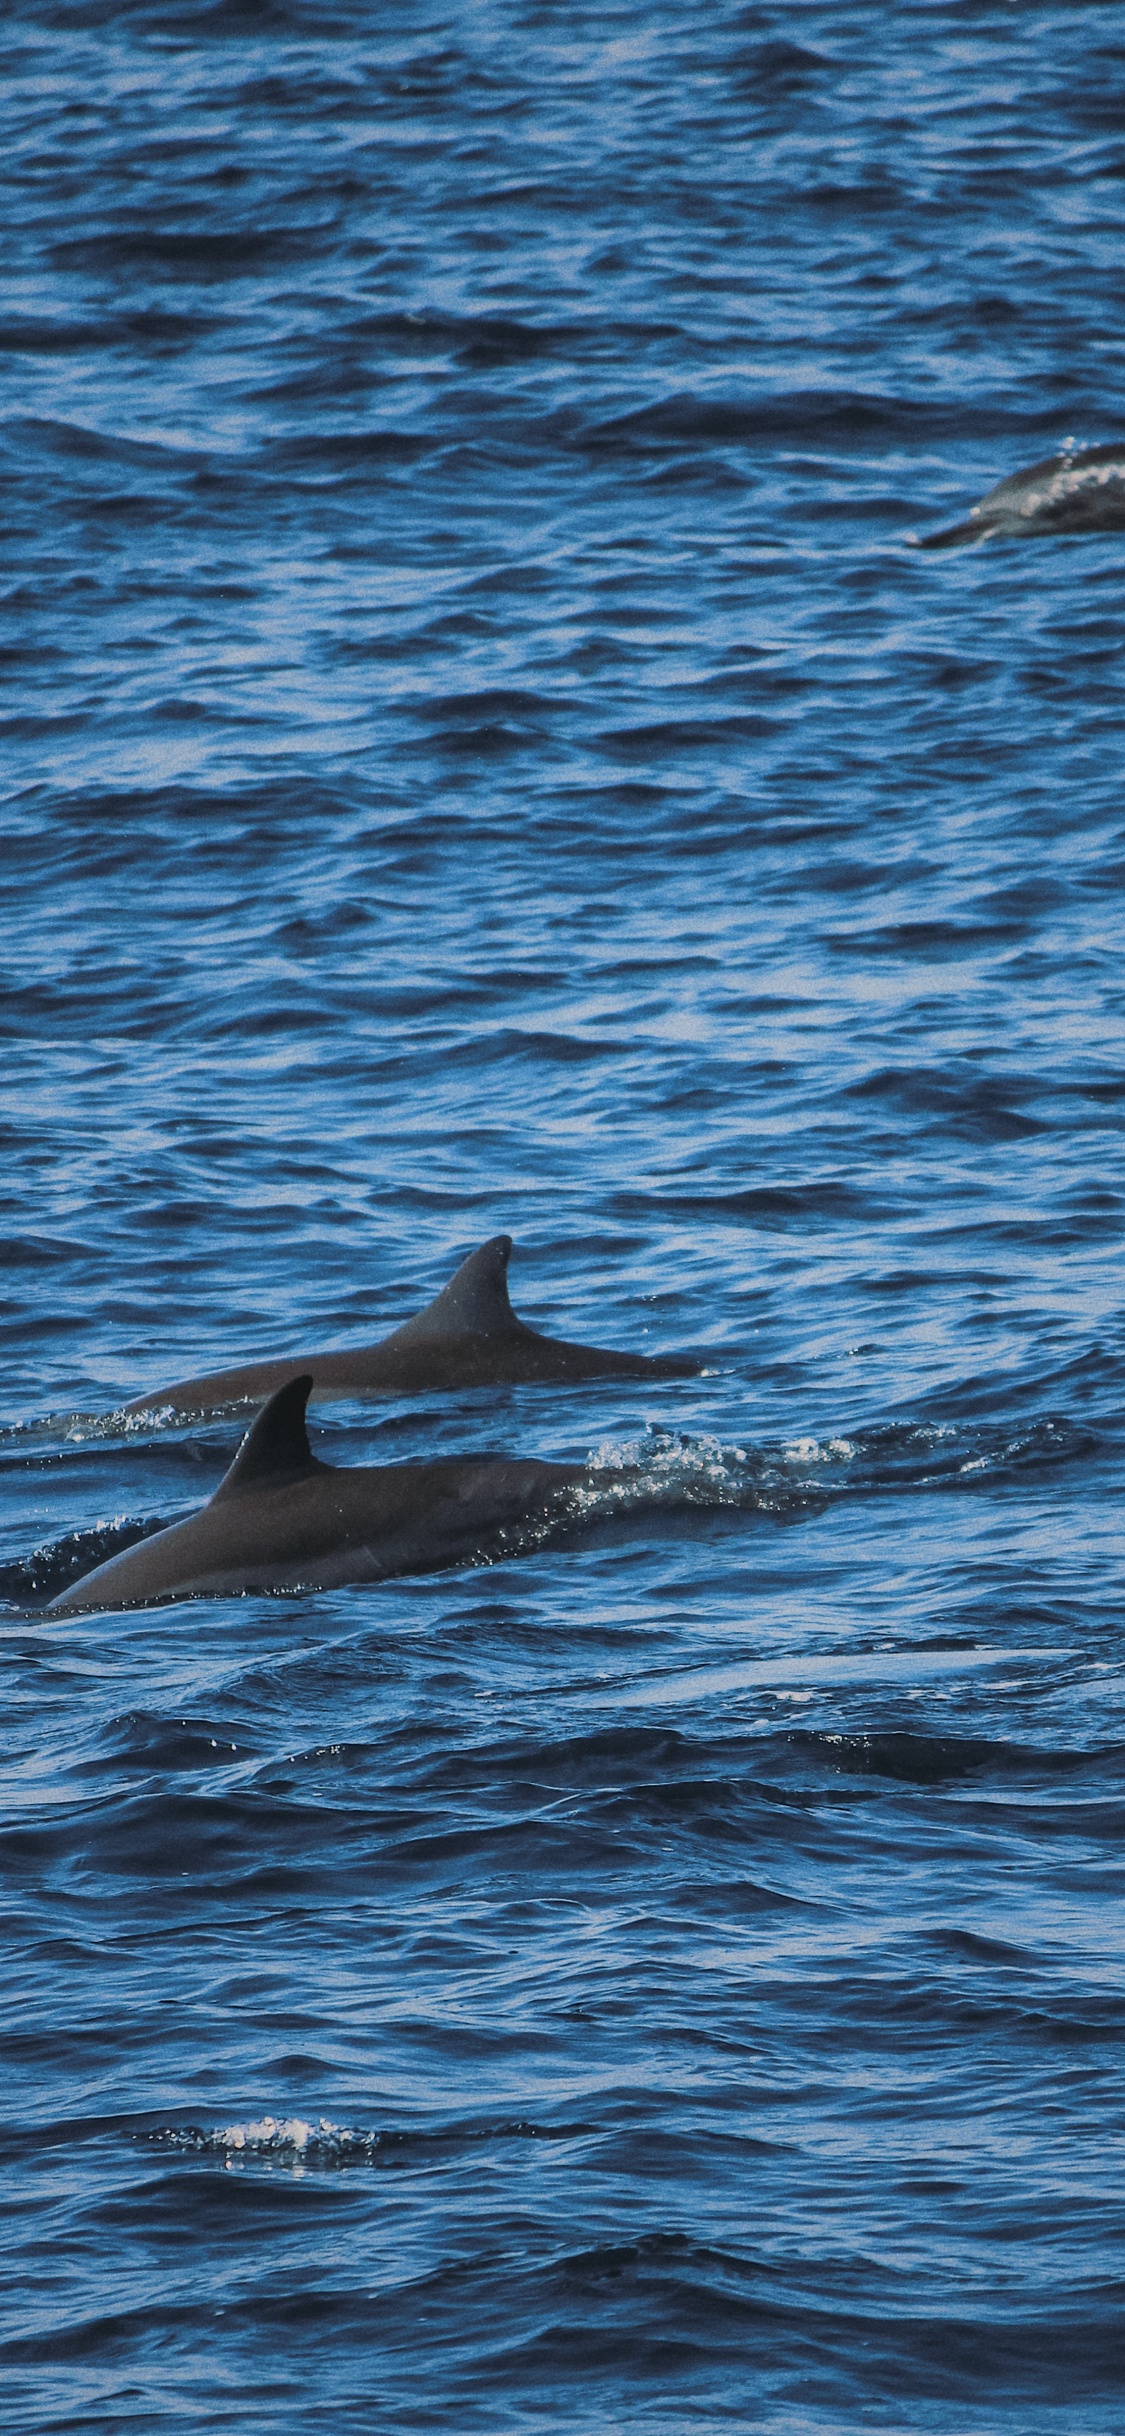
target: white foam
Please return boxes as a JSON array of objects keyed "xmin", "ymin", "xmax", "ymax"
[{"xmin": 217, "ymin": 2114, "xmax": 317, "ymax": 2152}]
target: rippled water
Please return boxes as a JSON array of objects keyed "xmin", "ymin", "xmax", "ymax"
[{"xmin": 3, "ymin": 4, "xmax": 1125, "ymax": 2430}]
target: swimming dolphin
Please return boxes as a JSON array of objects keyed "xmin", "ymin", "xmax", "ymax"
[
  {"xmin": 916, "ymin": 443, "xmax": 1125, "ymax": 549},
  {"xmin": 121, "ymin": 1234, "xmax": 695, "ymax": 1418},
  {"xmin": 49, "ymin": 1375, "xmax": 614, "ymax": 1614}
]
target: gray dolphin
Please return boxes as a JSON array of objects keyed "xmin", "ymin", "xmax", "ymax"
[
  {"xmin": 49, "ymin": 1375, "xmax": 615, "ymax": 1614},
  {"xmin": 121, "ymin": 1234, "xmax": 695, "ymax": 1418},
  {"xmin": 916, "ymin": 443, "xmax": 1125, "ymax": 549}
]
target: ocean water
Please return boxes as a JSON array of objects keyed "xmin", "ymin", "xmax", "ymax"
[{"xmin": 3, "ymin": 2, "xmax": 1125, "ymax": 2428}]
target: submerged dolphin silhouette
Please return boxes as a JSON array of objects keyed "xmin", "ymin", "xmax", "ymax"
[
  {"xmin": 50, "ymin": 1375, "xmax": 613, "ymax": 1614},
  {"xmin": 122, "ymin": 1234, "xmax": 694, "ymax": 1417},
  {"xmin": 916, "ymin": 443, "xmax": 1125, "ymax": 549}
]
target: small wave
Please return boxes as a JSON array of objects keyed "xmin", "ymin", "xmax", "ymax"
[
  {"xmin": 844, "ymin": 1414, "xmax": 1094, "ymax": 1488},
  {"xmin": 790, "ymin": 1728, "xmax": 1125, "ymax": 1785},
  {"xmin": 580, "ymin": 388, "xmax": 1064, "ymax": 455},
  {"xmin": 0, "ymin": 1516, "xmax": 174, "ymax": 1609}
]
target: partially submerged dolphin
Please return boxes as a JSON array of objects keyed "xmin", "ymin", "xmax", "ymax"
[
  {"xmin": 122, "ymin": 1234, "xmax": 695, "ymax": 1418},
  {"xmin": 50, "ymin": 1375, "xmax": 613, "ymax": 1614},
  {"xmin": 916, "ymin": 443, "xmax": 1125, "ymax": 549}
]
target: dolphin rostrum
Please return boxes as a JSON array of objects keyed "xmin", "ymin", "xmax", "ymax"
[
  {"xmin": 121, "ymin": 1234, "xmax": 696, "ymax": 1418},
  {"xmin": 49, "ymin": 1375, "xmax": 616, "ymax": 1614},
  {"xmin": 915, "ymin": 443, "xmax": 1125, "ymax": 549}
]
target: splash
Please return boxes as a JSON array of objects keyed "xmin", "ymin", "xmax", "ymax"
[
  {"xmin": 0, "ymin": 1401, "xmax": 248, "ymax": 1451},
  {"xmin": 145, "ymin": 2114, "xmax": 577, "ymax": 2172},
  {"xmin": 150, "ymin": 2117, "xmax": 371, "ymax": 2171},
  {"xmin": 580, "ymin": 1414, "xmax": 1091, "ymax": 1523},
  {"xmin": 581, "ymin": 1424, "xmax": 842, "ymax": 1522}
]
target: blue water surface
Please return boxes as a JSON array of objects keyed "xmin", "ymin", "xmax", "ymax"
[{"xmin": 2, "ymin": 3, "xmax": 1125, "ymax": 2429}]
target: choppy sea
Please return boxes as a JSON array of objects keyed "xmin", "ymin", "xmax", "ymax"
[{"xmin": 3, "ymin": 4, "xmax": 1125, "ymax": 2429}]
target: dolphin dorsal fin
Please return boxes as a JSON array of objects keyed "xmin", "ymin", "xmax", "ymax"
[
  {"xmin": 382, "ymin": 1235, "xmax": 522, "ymax": 1348},
  {"xmin": 212, "ymin": 1375, "xmax": 318, "ymax": 1501}
]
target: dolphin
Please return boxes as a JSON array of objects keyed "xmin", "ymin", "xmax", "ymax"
[
  {"xmin": 915, "ymin": 443, "xmax": 1125, "ymax": 549},
  {"xmin": 49, "ymin": 1375, "xmax": 615, "ymax": 1614},
  {"xmin": 120, "ymin": 1234, "xmax": 696, "ymax": 1418}
]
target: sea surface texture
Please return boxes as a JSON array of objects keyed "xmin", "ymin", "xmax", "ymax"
[{"xmin": 3, "ymin": 3, "xmax": 1125, "ymax": 2430}]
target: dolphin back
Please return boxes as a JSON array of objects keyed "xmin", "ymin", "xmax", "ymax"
[
  {"xmin": 47, "ymin": 1377, "xmax": 597, "ymax": 1613},
  {"xmin": 917, "ymin": 443, "xmax": 1125, "ymax": 549},
  {"xmin": 117, "ymin": 1234, "xmax": 699, "ymax": 1414}
]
